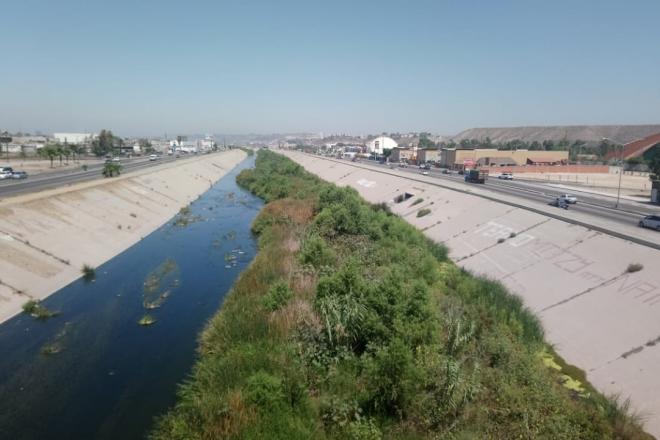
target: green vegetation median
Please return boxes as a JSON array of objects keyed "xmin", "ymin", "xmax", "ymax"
[{"xmin": 151, "ymin": 150, "xmax": 650, "ymax": 439}]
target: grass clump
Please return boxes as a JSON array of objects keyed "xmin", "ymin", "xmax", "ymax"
[
  {"xmin": 22, "ymin": 300, "xmax": 58, "ymax": 320},
  {"xmin": 261, "ymin": 281, "xmax": 293, "ymax": 311},
  {"xmin": 626, "ymin": 263, "xmax": 644, "ymax": 273},
  {"xmin": 150, "ymin": 150, "xmax": 652, "ymax": 440},
  {"xmin": 411, "ymin": 197, "xmax": 423, "ymax": 206},
  {"xmin": 81, "ymin": 264, "xmax": 96, "ymax": 282},
  {"xmin": 417, "ymin": 208, "xmax": 431, "ymax": 217},
  {"xmin": 138, "ymin": 314, "xmax": 156, "ymax": 326}
]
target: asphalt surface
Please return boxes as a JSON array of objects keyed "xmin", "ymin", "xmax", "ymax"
[
  {"xmin": 363, "ymin": 161, "xmax": 660, "ymax": 230},
  {"xmin": 0, "ymin": 156, "xmax": 181, "ymax": 198}
]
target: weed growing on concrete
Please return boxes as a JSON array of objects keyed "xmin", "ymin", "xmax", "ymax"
[
  {"xmin": 411, "ymin": 197, "xmax": 423, "ymax": 206},
  {"xmin": 82, "ymin": 265, "xmax": 96, "ymax": 282},
  {"xmin": 626, "ymin": 263, "xmax": 644, "ymax": 273},
  {"xmin": 22, "ymin": 300, "xmax": 58, "ymax": 320},
  {"xmin": 417, "ymin": 208, "xmax": 431, "ymax": 217}
]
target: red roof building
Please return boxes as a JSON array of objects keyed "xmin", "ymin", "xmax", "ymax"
[{"xmin": 607, "ymin": 132, "xmax": 660, "ymax": 160}]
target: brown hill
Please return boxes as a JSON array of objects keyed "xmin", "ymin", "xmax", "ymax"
[{"xmin": 452, "ymin": 125, "xmax": 660, "ymax": 145}]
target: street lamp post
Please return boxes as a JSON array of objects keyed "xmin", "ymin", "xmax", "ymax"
[{"xmin": 603, "ymin": 137, "xmax": 624, "ymax": 208}]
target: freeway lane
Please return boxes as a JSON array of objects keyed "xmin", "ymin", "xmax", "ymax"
[
  {"xmin": 348, "ymin": 160, "xmax": 660, "ymax": 231},
  {"xmin": 0, "ymin": 156, "xmax": 179, "ymax": 198}
]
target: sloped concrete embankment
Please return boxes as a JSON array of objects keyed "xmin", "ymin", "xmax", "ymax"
[
  {"xmin": 283, "ymin": 151, "xmax": 660, "ymax": 437},
  {"xmin": 0, "ymin": 150, "xmax": 246, "ymax": 324}
]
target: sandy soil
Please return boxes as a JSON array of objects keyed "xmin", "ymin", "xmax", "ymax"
[{"xmin": 0, "ymin": 150, "xmax": 246, "ymax": 324}]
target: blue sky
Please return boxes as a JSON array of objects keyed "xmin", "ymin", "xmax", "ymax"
[{"xmin": 1, "ymin": 0, "xmax": 659, "ymax": 136}]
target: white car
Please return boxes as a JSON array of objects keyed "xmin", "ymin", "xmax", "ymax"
[
  {"xmin": 0, "ymin": 166, "xmax": 14, "ymax": 179},
  {"xmin": 498, "ymin": 172, "xmax": 513, "ymax": 180},
  {"xmin": 421, "ymin": 171, "xmax": 429, "ymax": 175},
  {"xmin": 557, "ymin": 194, "xmax": 577, "ymax": 204},
  {"xmin": 149, "ymin": 154, "xmax": 158, "ymax": 161},
  {"xmin": 639, "ymin": 215, "xmax": 660, "ymax": 231}
]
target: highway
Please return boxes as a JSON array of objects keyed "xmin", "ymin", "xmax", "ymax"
[
  {"xmin": 358, "ymin": 160, "xmax": 660, "ymax": 230},
  {"xmin": 0, "ymin": 155, "xmax": 182, "ymax": 198}
]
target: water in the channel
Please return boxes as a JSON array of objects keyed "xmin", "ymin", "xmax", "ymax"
[{"xmin": 0, "ymin": 156, "xmax": 262, "ymax": 440}]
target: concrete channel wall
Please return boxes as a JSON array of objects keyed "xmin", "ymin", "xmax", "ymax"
[
  {"xmin": 282, "ymin": 151, "xmax": 660, "ymax": 437},
  {"xmin": 0, "ymin": 150, "xmax": 246, "ymax": 324}
]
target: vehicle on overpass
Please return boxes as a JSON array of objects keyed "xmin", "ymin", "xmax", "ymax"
[
  {"xmin": 557, "ymin": 194, "xmax": 578, "ymax": 204},
  {"xmin": 639, "ymin": 215, "xmax": 660, "ymax": 230},
  {"xmin": 498, "ymin": 172, "xmax": 513, "ymax": 180},
  {"xmin": 11, "ymin": 171, "xmax": 28, "ymax": 179},
  {"xmin": 464, "ymin": 169, "xmax": 488, "ymax": 183},
  {"xmin": 550, "ymin": 199, "xmax": 569, "ymax": 209},
  {"xmin": 1, "ymin": 167, "xmax": 14, "ymax": 179}
]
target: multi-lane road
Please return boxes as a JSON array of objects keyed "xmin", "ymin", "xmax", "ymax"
[
  {"xmin": 0, "ymin": 155, "xmax": 182, "ymax": 198},
  {"xmin": 362, "ymin": 160, "xmax": 660, "ymax": 230}
]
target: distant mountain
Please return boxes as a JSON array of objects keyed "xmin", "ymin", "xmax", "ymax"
[{"xmin": 451, "ymin": 124, "xmax": 660, "ymax": 145}]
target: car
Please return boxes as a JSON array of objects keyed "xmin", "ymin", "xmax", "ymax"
[
  {"xmin": 149, "ymin": 154, "xmax": 158, "ymax": 161},
  {"xmin": 498, "ymin": 172, "xmax": 513, "ymax": 180},
  {"xmin": 0, "ymin": 167, "xmax": 13, "ymax": 179},
  {"xmin": 639, "ymin": 215, "xmax": 660, "ymax": 231},
  {"xmin": 11, "ymin": 171, "xmax": 28, "ymax": 179},
  {"xmin": 557, "ymin": 194, "xmax": 577, "ymax": 204},
  {"xmin": 421, "ymin": 170, "xmax": 429, "ymax": 175},
  {"xmin": 111, "ymin": 157, "xmax": 121, "ymax": 163}
]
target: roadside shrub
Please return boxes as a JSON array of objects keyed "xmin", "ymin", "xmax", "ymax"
[
  {"xmin": 245, "ymin": 371, "xmax": 285, "ymax": 409},
  {"xmin": 299, "ymin": 234, "xmax": 336, "ymax": 268},
  {"xmin": 261, "ymin": 281, "xmax": 293, "ymax": 311},
  {"xmin": 364, "ymin": 338, "xmax": 418, "ymax": 416},
  {"xmin": 417, "ymin": 208, "xmax": 431, "ymax": 218}
]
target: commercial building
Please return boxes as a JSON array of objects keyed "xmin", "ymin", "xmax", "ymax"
[
  {"xmin": 417, "ymin": 149, "xmax": 440, "ymax": 163},
  {"xmin": 53, "ymin": 133, "xmax": 93, "ymax": 144},
  {"xmin": 390, "ymin": 148, "xmax": 415, "ymax": 163},
  {"xmin": 366, "ymin": 136, "xmax": 398, "ymax": 154},
  {"xmin": 440, "ymin": 148, "xmax": 568, "ymax": 169}
]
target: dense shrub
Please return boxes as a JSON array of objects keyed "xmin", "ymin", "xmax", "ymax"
[
  {"xmin": 261, "ymin": 281, "xmax": 293, "ymax": 311},
  {"xmin": 151, "ymin": 150, "xmax": 652, "ymax": 440}
]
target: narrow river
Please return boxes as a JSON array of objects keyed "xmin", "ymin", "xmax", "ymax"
[{"xmin": 0, "ymin": 157, "xmax": 262, "ymax": 439}]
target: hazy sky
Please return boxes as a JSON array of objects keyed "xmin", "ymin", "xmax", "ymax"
[{"xmin": 2, "ymin": 0, "xmax": 659, "ymax": 136}]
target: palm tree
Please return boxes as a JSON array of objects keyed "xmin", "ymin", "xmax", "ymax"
[
  {"xmin": 38, "ymin": 145, "xmax": 58, "ymax": 167},
  {"xmin": 102, "ymin": 161, "xmax": 122, "ymax": 177}
]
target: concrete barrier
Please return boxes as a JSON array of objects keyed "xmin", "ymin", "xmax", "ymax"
[{"xmin": 283, "ymin": 151, "xmax": 660, "ymax": 437}]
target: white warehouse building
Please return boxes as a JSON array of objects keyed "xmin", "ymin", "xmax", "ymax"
[
  {"xmin": 53, "ymin": 133, "xmax": 93, "ymax": 144},
  {"xmin": 366, "ymin": 136, "xmax": 398, "ymax": 154}
]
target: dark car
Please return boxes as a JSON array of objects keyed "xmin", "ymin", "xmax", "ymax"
[
  {"xmin": 11, "ymin": 171, "xmax": 28, "ymax": 179},
  {"xmin": 639, "ymin": 215, "xmax": 660, "ymax": 231}
]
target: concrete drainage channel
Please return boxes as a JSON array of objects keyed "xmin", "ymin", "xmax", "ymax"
[{"xmin": 284, "ymin": 151, "xmax": 660, "ymax": 438}]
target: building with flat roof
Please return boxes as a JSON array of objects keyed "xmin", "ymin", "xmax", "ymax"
[
  {"xmin": 390, "ymin": 148, "xmax": 415, "ymax": 163},
  {"xmin": 53, "ymin": 133, "xmax": 93, "ymax": 144},
  {"xmin": 440, "ymin": 148, "xmax": 568, "ymax": 169},
  {"xmin": 417, "ymin": 149, "xmax": 440, "ymax": 163}
]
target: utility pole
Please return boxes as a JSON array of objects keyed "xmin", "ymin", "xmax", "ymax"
[{"xmin": 603, "ymin": 137, "xmax": 625, "ymax": 209}]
